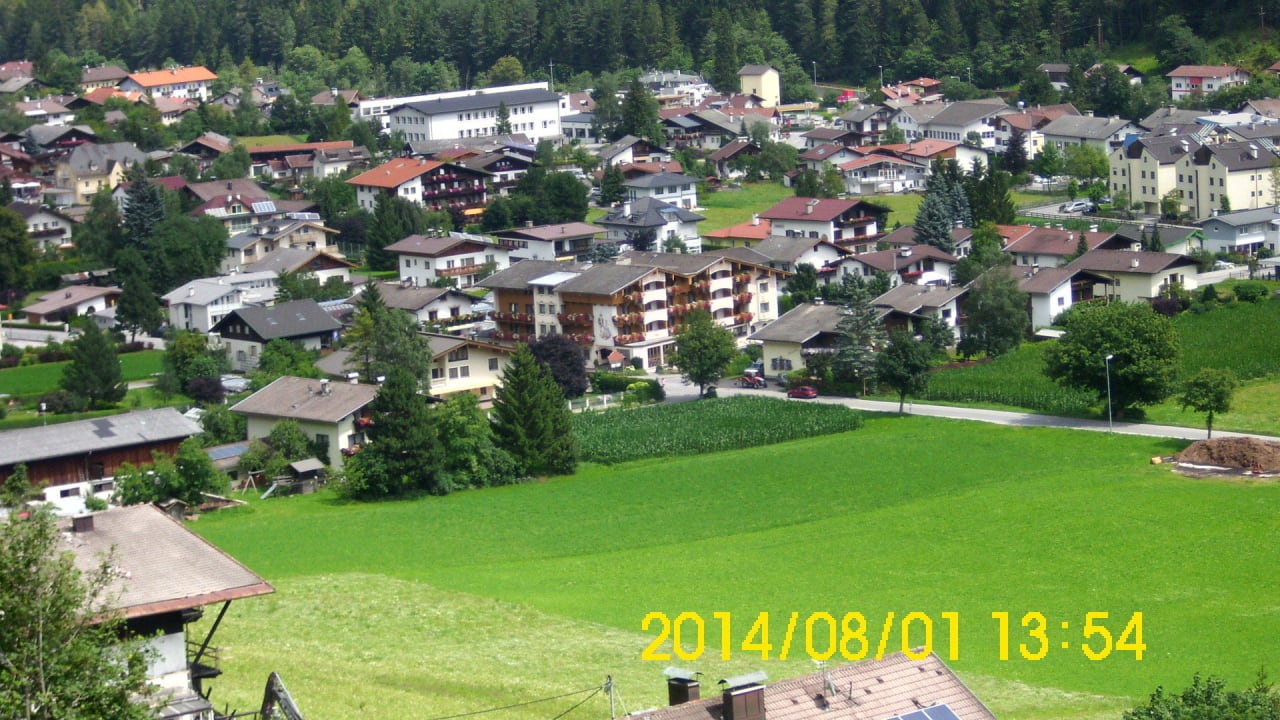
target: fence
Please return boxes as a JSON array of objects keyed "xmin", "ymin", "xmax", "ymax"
[{"xmin": 567, "ymin": 392, "xmax": 626, "ymax": 412}]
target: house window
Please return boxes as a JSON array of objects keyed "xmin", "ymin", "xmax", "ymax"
[
  {"xmin": 314, "ymin": 434, "xmax": 330, "ymax": 456},
  {"xmin": 489, "ymin": 358, "xmax": 499, "ymax": 371},
  {"xmin": 449, "ymin": 367, "xmax": 459, "ymax": 379},
  {"xmin": 431, "ymin": 368, "xmax": 443, "ymax": 379},
  {"xmin": 447, "ymin": 347, "xmax": 469, "ymax": 362}
]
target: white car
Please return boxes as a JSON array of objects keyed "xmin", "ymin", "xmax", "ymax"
[{"xmin": 1059, "ymin": 200, "xmax": 1091, "ymax": 213}]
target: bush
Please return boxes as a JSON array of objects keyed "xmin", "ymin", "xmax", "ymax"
[
  {"xmin": 37, "ymin": 390, "xmax": 86, "ymax": 414},
  {"xmin": 1233, "ymin": 281, "xmax": 1270, "ymax": 303},
  {"xmin": 185, "ymin": 375, "xmax": 226, "ymax": 404},
  {"xmin": 629, "ymin": 356, "xmax": 644, "ymax": 370},
  {"xmin": 1151, "ymin": 296, "xmax": 1183, "ymax": 317},
  {"xmin": 1199, "ymin": 283, "xmax": 1218, "ymax": 303},
  {"xmin": 590, "ymin": 371, "xmax": 662, "ymax": 400}
]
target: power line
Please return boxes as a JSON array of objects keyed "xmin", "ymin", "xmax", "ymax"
[
  {"xmin": 547, "ymin": 686, "xmax": 603, "ymax": 720},
  {"xmin": 418, "ymin": 686, "xmax": 604, "ymax": 720}
]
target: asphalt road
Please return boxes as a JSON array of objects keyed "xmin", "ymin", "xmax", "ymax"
[{"xmin": 714, "ymin": 384, "xmax": 1276, "ymax": 442}]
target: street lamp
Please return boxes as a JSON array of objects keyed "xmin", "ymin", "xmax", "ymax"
[
  {"xmin": 877, "ymin": 64, "xmax": 884, "ymax": 89},
  {"xmin": 812, "ymin": 61, "xmax": 817, "ymax": 88},
  {"xmin": 1104, "ymin": 354, "xmax": 1115, "ymax": 432}
]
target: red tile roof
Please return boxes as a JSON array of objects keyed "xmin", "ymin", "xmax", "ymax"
[
  {"xmin": 1166, "ymin": 65, "xmax": 1245, "ymax": 78},
  {"xmin": 704, "ymin": 217, "xmax": 772, "ymax": 240},
  {"xmin": 346, "ymin": 157, "xmax": 444, "ymax": 189},
  {"xmin": 759, "ymin": 197, "xmax": 863, "ymax": 222},
  {"xmin": 246, "ymin": 140, "xmax": 353, "ymax": 156}
]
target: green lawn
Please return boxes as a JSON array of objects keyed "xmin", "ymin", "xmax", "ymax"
[
  {"xmin": 192, "ymin": 414, "xmax": 1279, "ymax": 720},
  {"xmin": 0, "ymin": 350, "xmax": 164, "ymax": 398},
  {"xmin": 237, "ymin": 135, "xmax": 308, "ymax": 147},
  {"xmin": 698, "ymin": 182, "xmax": 793, "ymax": 232}
]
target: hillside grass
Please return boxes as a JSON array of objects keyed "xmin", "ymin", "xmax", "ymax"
[
  {"xmin": 0, "ymin": 350, "xmax": 164, "ymax": 398},
  {"xmin": 193, "ymin": 414, "xmax": 1279, "ymax": 720},
  {"xmin": 911, "ymin": 297, "xmax": 1280, "ymax": 433},
  {"xmin": 698, "ymin": 182, "xmax": 793, "ymax": 231},
  {"xmin": 237, "ymin": 134, "xmax": 308, "ymax": 147}
]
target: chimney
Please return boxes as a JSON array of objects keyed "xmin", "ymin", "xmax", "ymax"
[
  {"xmin": 623, "ymin": 201, "xmax": 631, "ymax": 216},
  {"xmin": 1130, "ymin": 257, "xmax": 1140, "ymax": 268},
  {"xmin": 188, "ymin": 286, "xmax": 195, "ymax": 296},
  {"xmin": 347, "ymin": 372, "xmax": 360, "ymax": 384},
  {"xmin": 71, "ymin": 513, "xmax": 94, "ymax": 533},
  {"xmin": 1085, "ymin": 110, "xmax": 1093, "ymax": 117},
  {"xmin": 721, "ymin": 674, "xmax": 767, "ymax": 720},
  {"xmin": 1089, "ymin": 224, "xmax": 1099, "ymax": 233},
  {"xmin": 752, "ymin": 214, "xmax": 760, "ymax": 226},
  {"xmin": 1066, "ymin": 232, "xmax": 1074, "ymax": 244},
  {"xmin": 65, "ymin": 289, "xmax": 72, "ymax": 298},
  {"xmin": 320, "ymin": 378, "xmax": 330, "ymax": 395},
  {"xmin": 1131, "ymin": 242, "xmax": 1141, "ymax": 252},
  {"xmin": 665, "ymin": 669, "xmax": 700, "ymax": 706},
  {"xmin": 525, "ymin": 219, "xmax": 534, "ymax": 228}
]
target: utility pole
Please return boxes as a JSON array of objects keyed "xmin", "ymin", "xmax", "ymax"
[
  {"xmin": 1096, "ymin": 18, "xmax": 1103, "ymax": 48},
  {"xmin": 549, "ymin": 59, "xmax": 555, "ymax": 90}
]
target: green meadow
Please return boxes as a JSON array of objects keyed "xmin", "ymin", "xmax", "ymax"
[
  {"xmin": 0, "ymin": 350, "xmax": 164, "ymax": 398},
  {"xmin": 193, "ymin": 410, "xmax": 1280, "ymax": 720}
]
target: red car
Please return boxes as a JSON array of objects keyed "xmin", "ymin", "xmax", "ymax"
[{"xmin": 787, "ymin": 385, "xmax": 818, "ymax": 399}]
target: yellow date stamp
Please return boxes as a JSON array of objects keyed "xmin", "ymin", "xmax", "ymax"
[{"xmin": 641, "ymin": 611, "xmax": 1145, "ymax": 662}]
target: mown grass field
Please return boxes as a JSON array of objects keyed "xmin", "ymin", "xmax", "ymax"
[
  {"xmin": 0, "ymin": 350, "xmax": 164, "ymax": 398},
  {"xmin": 193, "ymin": 412, "xmax": 1279, "ymax": 720},
  {"xmin": 917, "ymin": 296, "xmax": 1280, "ymax": 433},
  {"xmin": 697, "ymin": 182, "xmax": 793, "ymax": 231}
]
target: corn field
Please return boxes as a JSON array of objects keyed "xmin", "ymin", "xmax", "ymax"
[
  {"xmin": 922, "ymin": 343, "xmax": 1098, "ymax": 416},
  {"xmin": 572, "ymin": 397, "xmax": 863, "ymax": 464},
  {"xmin": 1174, "ymin": 296, "xmax": 1280, "ymax": 380}
]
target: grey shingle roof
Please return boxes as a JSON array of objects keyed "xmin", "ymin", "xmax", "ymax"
[
  {"xmin": 873, "ymin": 282, "xmax": 967, "ymax": 314},
  {"xmin": 242, "ymin": 247, "xmax": 353, "ymax": 275},
  {"xmin": 395, "ymin": 87, "xmax": 559, "ymax": 117},
  {"xmin": 478, "ymin": 259, "xmax": 583, "ymax": 290},
  {"xmin": 1040, "ymin": 114, "xmax": 1133, "ymax": 139},
  {"xmin": 750, "ymin": 236, "xmax": 848, "ymax": 264},
  {"xmin": 231, "ymin": 375, "xmax": 378, "ymax": 423},
  {"xmin": 214, "ymin": 299, "xmax": 342, "ymax": 340},
  {"xmin": 1198, "ymin": 206, "xmax": 1280, "ymax": 227},
  {"xmin": 1193, "ymin": 141, "xmax": 1280, "ymax": 171},
  {"xmin": 64, "ymin": 141, "xmax": 146, "ymax": 174},
  {"xmin": 0, "ymin": 408, "xmax": 201, "ymax": 468},
  {"xmin": 622, "ymin": 171, "xmax": 700, "ymax": 189},
  {"xmin": 1065, "ymin": 249, "xmax": 1200, "ymax": 274},
  {"xmin": 615, "ymin": 250, "xmax": 719, "ymax": 275},
  {"xmin": 555, "ymin": 264, "xmax": 654, "ymax": 296},
  {"xmin": 926, "ymin": 100, "xmax": 1009, "ymax": 127},
  {"xmin": 748, "ymin": 303, "xmax": 843, "ymax": 343},
  {"xmin": 162, "ymin": 272, "xmax": 278, "ymax": 306},
  {"xmin": 60, "ymin": 504, "xmax": 273, "ymax": 619},
  {"xmin": 598, "ymin": 197, "xmax": 704, "ymax": 229}
]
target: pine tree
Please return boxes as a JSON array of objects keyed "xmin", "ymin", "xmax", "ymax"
[
  {"xmin": 491, "ymin": 345, "xmax": 576, "ymax": 477},
  {"xmin": 0, "ymin": 177, "xmax": 12, "ymax": 206},
  {"xmin": 114, "ymin": 248, "xmax": 163, "ymax": 341},
  {"xmin": 914, "ymin": 188, "xmax": 955, "ymax": 253},
  {"xmin": 833, "ymin": 286, "xmax": 886, "ymax": 395},
  {"xmin": 495, "ymin": 100, "xmax": 512, "ymax": 135},
  {"xmin": 0, "ymin": 207, "xmax": 34, "ymax": 294},
  {"xmin": 600, "ymin": 164, "xmax": 625, "ymax": 205},
  {"xmin": 59, "ymin": 322, "xmax": 127, "ymax": 409},
  {"xmin": 1003, "ymin": 127, "xmax": 1029, "ymax": 175},
  {"xmin": 122, "ymin": 174, "xmax": 165, "ymax": 249},
  {"xmin": 363, "ymin": 366, "xmax": 442, "ymax": 494}
]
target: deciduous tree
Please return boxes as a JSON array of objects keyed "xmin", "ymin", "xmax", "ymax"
[
  {"xmin": 1180, "ymin": 368, "xmax": 1237, "ymax": 439},
  {"xmin": 875, "ymin": 329, "xmax": 933, "ymax": 412},
  {"xmin": 1124, "ymin": 673, "xmax": 1279, "ymax": 720},
  {"xmin": 1044, "ymin": 301, "xmax": 1180, "ymax": 418},
  {"xmin": 528, "ymin": 334, "xmax": 589, "ymax": 399},
  {"xmin": 0, "ymin": 207, "xmax": 34, "ymax": 294},
  {"xmin": 958, "ymin": 269, "xmax": 1028, "ymax": 358},
  {"xmin": 671, "ymin": 309, "xmax": 737, "ymax": 398}
]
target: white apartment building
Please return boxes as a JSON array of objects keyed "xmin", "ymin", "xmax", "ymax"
[{"xmin": 377, "ymin": 82, "xmax": 562, "ymax": 141}]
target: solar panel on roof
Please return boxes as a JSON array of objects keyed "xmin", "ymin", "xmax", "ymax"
[
  {"xmin": 924, "ymin": 705, "xmax": 961, "ymax": 720},
  {"xmin": 900, "ymin": 711, "xmax": 930, "ymax": 720},
  {"xmin": 251, "ymin": 201, "xmax": 277, "ymax": 214},
  {"xmin": 207, "ymin": 444, "xmax": 249, "ymax": 461}
]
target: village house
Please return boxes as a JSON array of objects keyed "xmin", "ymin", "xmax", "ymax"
[
  {"xmin": 223, "ymin": 217, "xmax": 340, "ymax": 272},
  {"xmin": 386, "ymin": 231, "xmax": 509, "ymax": 289},
  {"xmin": 15, "ymin": 97, "xmax": 74, "ymax": 126},
  {"xmin": 233, "ymin": 375, "xmax": 378, "ymax": 469},
  {"xmin": 7, "ymin": 201, "xmax": 73, "ymax": 252},
  {"xmin": 372, "ymin": 282, "xmax": 481, "ymax": 326},
  {"xmin": 990, "ymin": 263, "xmax": 1114, "ymax": 329},
  {"xmin": 914, "ymin": 99, "xmax": 1008, "ymax": 149},
  {"xmin": 0, "ymin": 408, "xmax": 202, "ymax": 500},
  {"xmin": 210, "ymin": 299, "xmax": 343, "ymax": 372},
  {"xmin": 702, "ymin": 215, "xmax": 773, "ymax": 249},
  {"xmin": 836, "ymin": 244, "xmax": 958, "ymax": 287},
  {"xmin": 873, "ymin": 282, "xmax": 968, "ymax": 343},
  {"xmin": 54, "ymin": 141, "xmax": 146, "ymax": 204},
  {"xmin": 1065, "ymin": 249, "xmax": 1200, "ymax": 302},
  {"xmin": 759, "ymin": 197, "xmax": 889, "ymax": 245},
  {"xmin": 747, "ymin": 302, "xmax": 844, "ymax": 381},
  {"xmin": 1003, "ymin": 225, "xmax": 1111, "ymax": 268},
  {"xmin": 479, "ymin": 251, "xmax": 786, "ymax": 368},
  {"xmin": 385, "ymin": 83, "xmax": 562, "ymax": 142},
  {"xmin": 707, "ymin": 138, "xmax": 760, "ymax": 178},
  {"xmin": 599, "ymin": 134, "xmax": 671, "ymax": 166},
  {"xmin": 120, "ymin": 66, "xmax": 218, "ymax": 101},
  {"xmin": 623, "ymin": 171, "xmax": 700, "ymax": 209},
  {"xmin": 738, "ymin": 65, "xmax": 780, "ymax": 108},
  {"xmin": 798, "ymin": 143, "xmax": 862, "ymax": 173},
  {"xmin": 241, "ymin": 246, "xmax": 356, "ymax": 285},
  {"xmin": 58, "ymin": 504, "xmax": 274, "ymax": 719},
  {"xmin": 598, "ymin": 198, "xmax": 706, "ymax": 254},
  {"xmin": 161, "ymin": 271, "xmax": 279, "ymax": 333},
  {"xmin": 493, "ymin": 221, "xmax": 606, "ymax": 261},
  {"xmin": 1166, "ymin": 65, "xmax": 1251, "ymax": 101},
  {"xmin": 22, "ymin": 285, "xmax": 120, "ymax": 325},
  {"xmin": 1039, "ymin": 113, "xmax": 1137, "ymax": 153},
  {"xmin": 748, "ymin": 235, "xmax": 850, "ymax": 274},
  {"xmin": 1109, "ymin": 135, "xmax": 1199, "ymax": 215},
  {"xmin": 346, "ymin": 156, "xmax": 489, "ymax": 215},
  {"xmin": 1174, "ymin": 140, "xmax": 1279, "ymax": 220},
  {"xmin": 422, "ymin": 334, "xmax": 515, "ymax": 405},
  {"xmin": 838, "ymin": 104, "xmax": 898, "ymax": 144},
  {"xmin": 837, "ymin": 153, "xmax": 928, "ymax": 194},
  {"xmin": 1198, "ymin": 206, "xmax": 1280, "ymax": 255}
]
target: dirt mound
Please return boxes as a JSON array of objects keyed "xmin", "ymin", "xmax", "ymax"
[{"xmin": 1177, "ymin": 437, "xmax": 1280, "ymax": 471}]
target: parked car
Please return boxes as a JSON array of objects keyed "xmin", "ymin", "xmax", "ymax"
[
  {"xmin": 787, "ymin": 385, "xmax": 819, "ymax": 399},
  {"xmin": 1059, "ymin": 200, "xmax": 1092, "ymax": 213}
]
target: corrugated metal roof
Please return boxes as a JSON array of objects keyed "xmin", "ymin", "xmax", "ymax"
[{"xmin": 0, "ymin": 408, "xmax": 201, "ymax": 467}]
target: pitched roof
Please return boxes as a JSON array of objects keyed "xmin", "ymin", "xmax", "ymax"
[
  {"xmin": 598, "ymin": 197, "xmax": 704, "ymax": 228},
  {"xmin": 384, "ymin": 233, "xmax": 499, "ymax": 257},
  {"xmin": 1123, "ymin": 135, "xmax": 1199, "ymax": 163},
  {"xmin": 759, "ymin": 197, "xmax": 876, "ymax": 223},
  {"xmin": 478, "ymin": 259, "xmax": 583, "ymax": 291},
  {"xmin": 23, "ymin": 285, "xmax": 120, "ymax": 316},
  {"xmin": 703, "ymin": 217, "xmax": 772, "ymax": 241},
  {"xmin": 0, "ymin": 408, "xmax": 201, "ymax": 468},
  {"xmin": 213, "ymin": 299, "xmax": 342, "ymax": 339},
  {"xmin": 1192, "ymin": 140, "xmax": 1280, "ymax": 171},
  {"xmin": 232, "ymin": 375, "xmax": 378, "ymax": 423},
  {"xmin": 748, "ymin": 302, "xmax": 843, "ymax": 343},
  {"xmin": 738, "ymin": 64, "xmax": 775, "ymax": 75},
  {"xmin": 1139, "ymin": 106, "xmax": 1207, "ymax": 131},
  {"xmin": 185, "ymin": 178, "xmax": 267, "ymax": 203},
  {"xmin": 60, "ymin": 504, "xmax": 273, "ymax": 619},
  {"xmin": 1040, "ymin": 114, "xmax": 1133, "ymax": 139},
  {"xmin": 493, "ymin": 222, "xmax": 604, "ymax": 242},
  {"xmin": 246, "ymin": 140, "xmax": 353, "ymax": 157},
  {"xmin": 0, "ymin": 60, "xmax": 33, "ymax": 80},
  {"xmin": 838, "ymin": 154, "xmax": 922, "ymax": 171},
  {"xmin": 161, "ymin": 272, "xmax": 278, "ymax": 306},
  {"xmin": 799, "ymin": 144, "xmax": 853, "ymax": 162},
  {"xmin": 849, "ymin": 245, "xmax": 958, "ymax": 273},
  {"xmin": 1166, "ymin": 65, "xmax": 1245, "ymax": 78},
  {"xmin": 79, "ymin": 64, "xmax": 129, "ymax": 84},
  {"xmin": 126, "ymin": 66, "xmax": 217, "ymax": 88},
  {"xmin": 554, "ymin": 264, "xmax": 654, "ymax": 296},
  {"xmin": 1004, "ymin": 226, "xmax": 1110, "ymax": 257},
  {"xmin": 346, "ymin": 157, "xmax": 442, "ymax": 188},
  {"xmin": 395, "ymin": 87, "xmax": 559, "ymax": 117},
  {"xmin": 925, "ymin": 100, "xmax": 1009, "ymax": 127},
  {"xmin": 622, "ymin": 171, "xmax": 700, "ymax": 188},
  {"xmin": 708, "ymin": 138, "xmax": 759, "ymax": 163},
  {"xmin": 63, "ymin": 141, "xmax": 147, "ymax": 174},
  {"xmin": 375, "ymin": 283, "xmax": 467, "ymax": 311},
  {"xmin": 1066, "ymin": 249, "xmax": 1201, "ymax": 274},
  {"xmin": 1198, "ymin": 206, "xmax": 1280, "ymax": 227},
  {"xmin": 873, "ymin": 282, "xmax": 967, "ymax": 314},
  {"xmin": 241, "ymin": 247, "xmax": 353, "ymax": 275},
  {"xmin": 750, "ymin": 235, "xmax": 850, "ymax": 264},
  {"xmin": 634, "ymin": 652, "xmax": 993, "ymax": 720}
]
